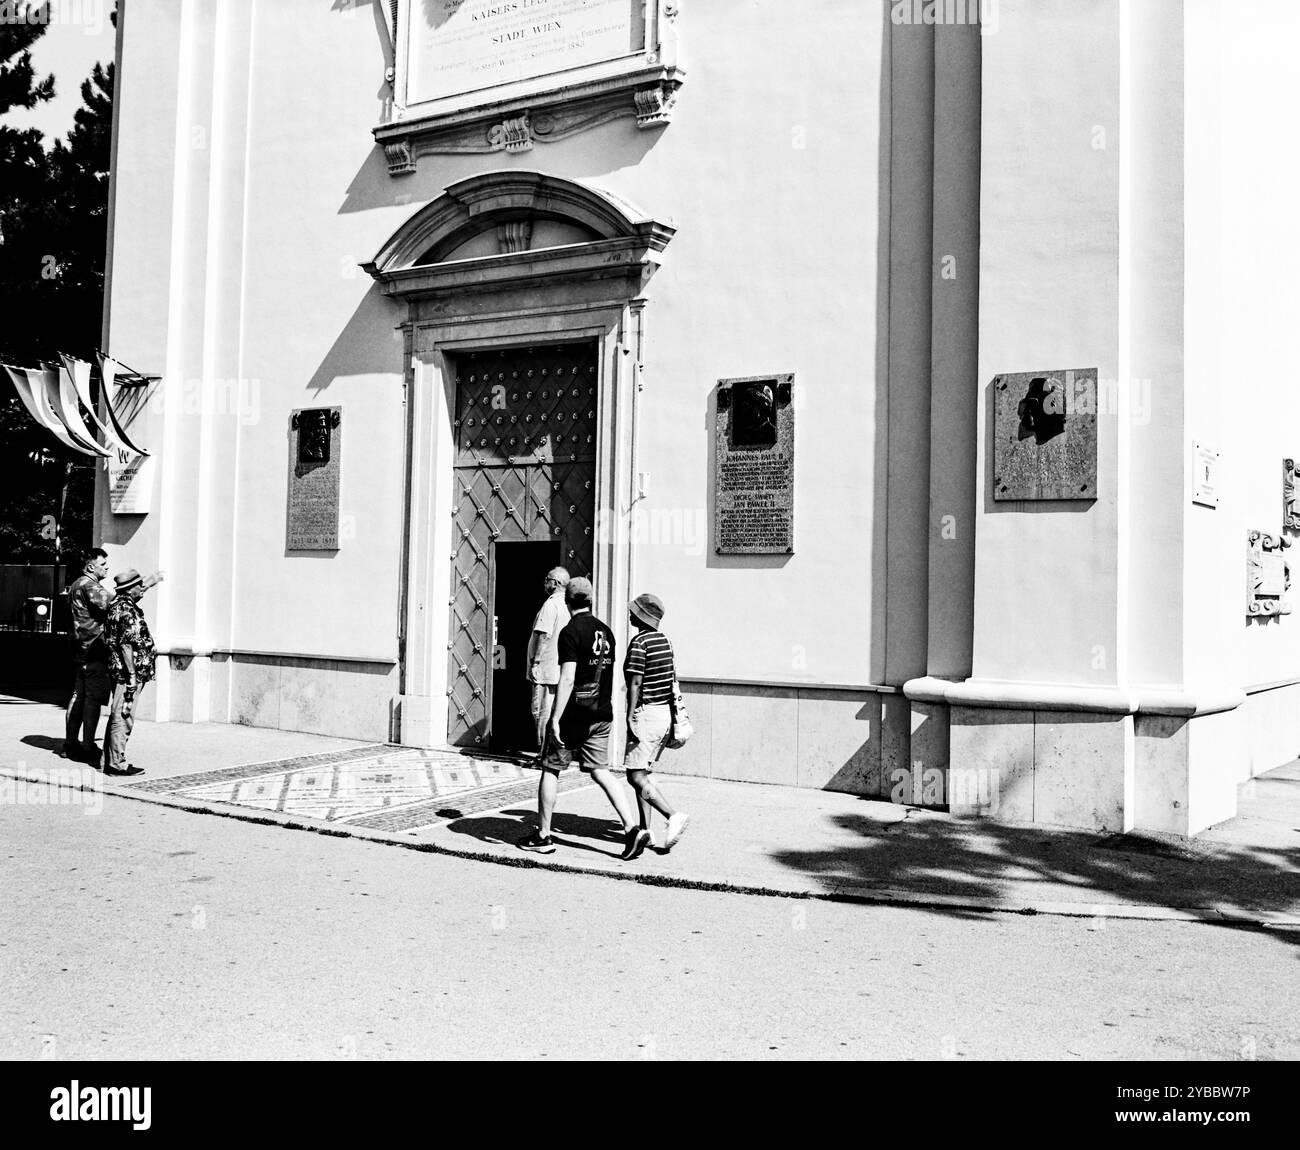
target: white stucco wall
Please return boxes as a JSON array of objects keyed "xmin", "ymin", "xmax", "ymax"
[
  {"xmin": 974, "ymin": 0, "xmax": 1122, "ymax": 687},
  {"xmin": 1200, "ymin": 0, "xmax": 1300, "ymax": 696},
  {"xmin": 106, "ymin": 0, "xmax": 892, "ymax": 696}
]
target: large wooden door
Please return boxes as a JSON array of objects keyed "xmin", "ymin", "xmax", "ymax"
[{"xmin": 447, "ymin": 343, "xmax": 598, "ymax": 747}]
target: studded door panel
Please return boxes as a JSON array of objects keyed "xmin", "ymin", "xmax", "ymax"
[{"xmin": 447, "ymin": 344, "xmax": 598, "ymax": 747}]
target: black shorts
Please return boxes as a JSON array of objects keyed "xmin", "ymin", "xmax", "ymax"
[{"xmin": 541, "ymin": 721, "xmax": 612, "ymax": 772}]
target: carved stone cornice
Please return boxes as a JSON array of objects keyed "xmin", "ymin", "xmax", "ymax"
[
  {"xmin": 374, "ymin": 67, "xmax": 685, "ymax": 176},
  {"xmin": 362, "ymin": 170, "xmax": 675, "ymax": 302},
  {"xmin": 370, "ymin": 236, "xmax": 669, "ymax": 301}
]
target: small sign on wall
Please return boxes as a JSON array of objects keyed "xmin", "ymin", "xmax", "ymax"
[
  {"xmin": 1192, "ymin": 442, "xmax": 1219, "ymax": 508},
  {"xmin": 107, "ymin": 451, "xmax": 154, "ymax": 515}
]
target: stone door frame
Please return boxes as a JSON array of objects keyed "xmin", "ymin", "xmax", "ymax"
[
  {"xmin": 363, "ymin": 171, "xmax": 672, "ymax": 748},
  {"xmin": 397, "ymin": 296, "xmax": 648, "ymax": 747}
]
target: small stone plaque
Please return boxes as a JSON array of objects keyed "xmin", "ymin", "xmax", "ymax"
[
  {"xmin": 993, "ymin": 367, "xmax": 1098, "ymax": 501},
  {"xmin": 287, "ymin": 407, "xmax": 341, "ymax": 551},
  {"xmin": 714, "ymin": 374, "xmax": 795, "ymax": 554}
]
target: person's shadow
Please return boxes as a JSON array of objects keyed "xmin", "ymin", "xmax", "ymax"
[
  {"xmin": 444, "ymin": 807, "xmax": 626, "ymax": 856},
  {"xmin": 20, "ymin": 735, "xmax": 66, "ymax": 755}
]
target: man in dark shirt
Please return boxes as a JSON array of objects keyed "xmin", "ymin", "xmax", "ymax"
[
  {"xmin": 518, "ymin": 577, "xmax": 651, "ymax": 860},
  {"xmin": 63, "ymin": 547, "xmax": 113, "ymax": 764}
]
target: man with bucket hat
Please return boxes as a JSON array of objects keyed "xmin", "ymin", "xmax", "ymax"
[
  {"xmin": 624, "ymin": 593, "xmax": 690, "ymax": 851},
  {"xmin": 102, "ymin": 568, "xmax": 163, "ymax": 777}
]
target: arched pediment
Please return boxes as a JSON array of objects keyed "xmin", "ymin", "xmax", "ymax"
[{"xmin": 363, "ymin": 171, "xmax": 675, "ymax": 297}]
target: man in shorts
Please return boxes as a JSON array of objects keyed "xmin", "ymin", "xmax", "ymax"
[
  {"xmin": 518, "ymin": 577, "xmax": 651, "ymax": 861},
  {"xmin": 525, "ymin": 566, "xmax": 569, "ymax": 755},
  {"xmin": 623, "ymin": 593, "xmax": 690, "ymax": 851}
]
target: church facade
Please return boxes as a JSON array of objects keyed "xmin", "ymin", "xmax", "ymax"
[{"xmin": 98, "ymin": 0, "xmax": 1300, "ymax": 834}]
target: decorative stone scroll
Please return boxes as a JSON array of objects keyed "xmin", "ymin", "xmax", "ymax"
[
  {"xmin": 713, "ymin": 374, "xmax": 795, "ymax": 555},
  {"xmin": 287, "ymin": 407, "xmax": 342, "ymax": 551},
  {"xmin": 1247, "ymin": 530, "xmax": 1291, "ymax": 617},
  {"xmin": 1284, "ymin": 458, "xmax": 1300, "ymax": 531},
  {"xmin": 992, "ymin": 367, "xmax": 1098, "ymax": 501}
]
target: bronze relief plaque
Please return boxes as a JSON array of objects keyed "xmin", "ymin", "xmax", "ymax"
[
  {"xmin": 993, "ymin": 367, "xmax": 1098, "ymax": 501},
  {"xmin": 713, "ymin": 374, "xmax": 795, "ymax": 554},
  {"xmin": 288, "ymin": 407, "xmax": 342, "ymax": 551}
]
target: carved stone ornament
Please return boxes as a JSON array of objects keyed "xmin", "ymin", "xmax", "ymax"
[
  {"xmin": 1247, "ymin": 529, "xmax": 1292, "ymax": 617},
  {"xmin": 383, "ymin": 139, "xmax": 415, "ymax": 175},
  {"xmin": 1285, "ymin": 458, "xmax": 1300, "ymax": 531},
  {"xmin": 633, "ymin": 83, "xmax": 678, "ymax": 129},
  {"xmin": 495, "ymin": 220, "xmax": 533, "ymax": 255},
  {"xmin": 487, "ymin": 114, "xmax": 533, "ymax": 154}
]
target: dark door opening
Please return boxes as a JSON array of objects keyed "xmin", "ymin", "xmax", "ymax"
[{"xmin": 491, "ymin": 540, "xmax": 562, "ymax": 754}]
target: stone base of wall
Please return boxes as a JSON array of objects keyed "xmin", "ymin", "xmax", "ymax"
[
  {"xmin": 655, "ymin": 681, "xmax": 895, "ymax": 796},
  {"xmin": 137, "ymin": 661, "xmax": 1300, "ymax": 834},
  {"xmin": 1244, "ymin": 682, "xmax": 1300, "ymax": 781},
  {"xmin": 142, "ymin": 651, "xmax": 397, "ymax": 744}
]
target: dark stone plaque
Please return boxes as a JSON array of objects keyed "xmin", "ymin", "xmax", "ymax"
[
  {"xmin": 714, "ymin": 374, "xmax": 795, "ymax": 554},
  {"xmin": 992, "ymin": 368, "xmax": 1098, "ymax": 501},
  {"xmin": 287, "ymin": 406, "xmax": 341, "ymax": 550}
]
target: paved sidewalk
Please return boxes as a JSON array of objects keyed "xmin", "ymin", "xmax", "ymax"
[{"xmin": 3, "ymin": 691, "xmax": 1298, "ymax": 925}]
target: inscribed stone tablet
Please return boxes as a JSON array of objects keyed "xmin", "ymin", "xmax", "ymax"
[
  {"xmin": 287, "ymin": 407, "xmax": 341, "ymax": 551},
  {"xmin": 406, "ymin": 0, "xmax": 643, "ymax": 104},
  {"xmin": 713, "ymin": 374, "xmax": 795, "ymax": 554}
]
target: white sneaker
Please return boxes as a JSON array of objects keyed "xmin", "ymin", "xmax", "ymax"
[{"xmin": 663, "ymin": 812, "xmax": 691, "ymax": 852}]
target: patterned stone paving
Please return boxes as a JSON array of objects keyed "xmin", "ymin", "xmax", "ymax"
[{"xmin": 123, "ymin": 745, "xmax": 587, "ymax": 830}]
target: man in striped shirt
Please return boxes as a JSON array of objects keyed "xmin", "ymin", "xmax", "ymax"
[{"xmin": 623, "ymin": 593, "xmax": 690, "ymax": 851}]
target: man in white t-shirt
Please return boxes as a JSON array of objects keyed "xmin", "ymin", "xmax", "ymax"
[{"xmin": 526, "ymin": 566, "xmax": 570, "ymax": 754}]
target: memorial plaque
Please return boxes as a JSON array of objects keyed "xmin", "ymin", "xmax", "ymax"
[
  {"xmin": 713, "ymin": 374, "xmax": 795, "ymax": 555},
  {"xmin": 287, "ymin": 407, "xmax": 342, "ymax": 551},
  {"xmin": 992, "ymin": 367, "xmax": 1098, "ymax": 501},
  {"xmin": 107, "ymin": 451, "xmax": 154, "ymax": 515},
  {"xmin": 406, "ymin": 0, "xmax": 645, "ymax": 105},
  {"xmin": 1194, "ymin": 441, "xmax": 1220, "ymax": 509}
]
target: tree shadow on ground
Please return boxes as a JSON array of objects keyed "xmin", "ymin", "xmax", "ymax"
[{"xmin": 769, "ymin": 807, "xmax": 1300, "ymax": 937}]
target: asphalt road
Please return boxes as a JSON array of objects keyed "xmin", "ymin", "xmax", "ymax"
[{"xmin": 2, "ymin": 794, "xmax": 1297, "ymax": 1061}]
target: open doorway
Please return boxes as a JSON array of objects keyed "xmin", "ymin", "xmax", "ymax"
[
  {"xmin": 446, "ymin": 341, "xmax": 598, "ymax": 749},
  {"xmin": 491, "ymin": 540, "xmax": 563, "ymax": 754}
]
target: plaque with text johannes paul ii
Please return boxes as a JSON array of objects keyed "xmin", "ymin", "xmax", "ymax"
[
  {"xmin": 713, "ymin": 374, "xmax": 795, "ymax": 555},
  {"xmin": 287, "ymin": 407, "xmax": 342, "ymax": 551}
]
